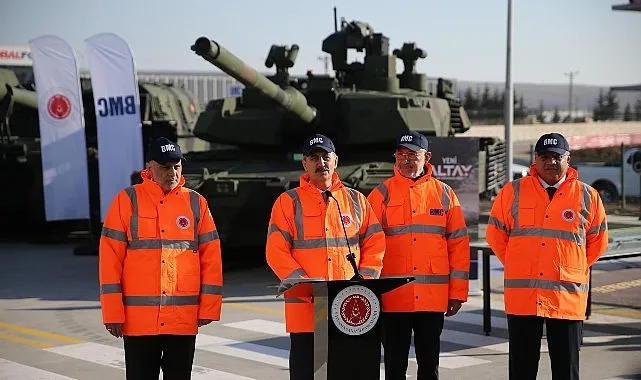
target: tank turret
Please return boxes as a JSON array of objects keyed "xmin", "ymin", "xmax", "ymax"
[{"xmin": 190, "ymin": 19, "xmax": 471, "ymax": 153}]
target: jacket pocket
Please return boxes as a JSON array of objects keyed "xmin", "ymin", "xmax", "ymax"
[
  {"xmin": 430, "ymin": 254, "xmax": 450, "ymax": 275},
  {"xmin": 559, "ymin": 265, "xmax": 588, "ymax": 285},
  {"xmin": 302, "ymin": 204, "xmax": 324, "ymax": 238},
  {"xmin": 384, "ymin": 199, "xmax": 405, "ymax": 227},
  {"xmin": 518, "ymin": 207, "xmax": 536, "ymax": 227},
  {"xmin": 137, "ymin": 209, "xmax": 158, "ymax": 239},
  {"xmin": 176, "ymin": 251, "xmax": 201, "ymax": 292}
]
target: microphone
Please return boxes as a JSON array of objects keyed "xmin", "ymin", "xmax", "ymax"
[{"xmin": 325, "ymin": 190, "xmax": 363, "ymax": 281}]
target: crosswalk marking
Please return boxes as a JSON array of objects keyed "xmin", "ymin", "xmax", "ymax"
[
  {"xmin": 2, "ymin": 308, "xmax": 631, "ymax": 379},
  {"xmin": 196, "ymin": 334, "xmax": 289, "ymax": 368},
  {"xmin": 198, "ymin": 333, "xmax": 397, "ymax": 380},
  {"xmin": 223, "ymin": 318, "xmax": 550, "ymax": 355},
  {"xmin": 446, "ymin": 309, "xmax": 507, "ymax": 330},
  {"xmin": 224, "ymin": 319, "xmax": 287, "ymax": 337},
  {"xmin": 223, "ymin": 319, "xmax": 498, "ymax": 369},
  {"xmin": 217, "ymin": 323, "xmax": 386, "ymax": 378},
  {"xmin": 411, "ymin": 351, "xmax": 492, "ymax": 369},
  {"xmin": 0, "ymin": 358, "xmax": 76, "ymax": 380},
  {"xmin": 401, "ymin": 344, "xmax": 492, "ymax": 369},
  {"xmin": 45, "ymin": 342, "xmax": 256, "ymax": 380},
  {"xmin": 582, "ymin": 334, "xmax": 638, "ymax": 344}
]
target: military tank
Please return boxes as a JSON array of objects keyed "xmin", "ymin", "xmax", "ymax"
[
  {"xmin": 183, "ymin": 18, "xmax": 506, "ymax": 253},
  {"xmin": 0, "ymin": 69, "xmax": 46, "ymax": 231},
  {"xmin": 0, "ymin": 66, "xmax": 208, "ymax": 241}
]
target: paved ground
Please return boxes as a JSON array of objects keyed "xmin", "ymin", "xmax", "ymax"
[{"xmin": 1, "ymin": 228, "xmax": 640, "ymax": 380}]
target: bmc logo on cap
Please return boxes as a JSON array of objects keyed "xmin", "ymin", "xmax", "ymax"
[
  {"xmin": 543, "ymin": 138, "xmax": 558, "ymax": 146},
  {"xmin": 161, "ymin": 144, "xmax": 176, "ymax": 152},
  {"xmin": 400, "ymin": 135, "xmax": 413, "ymax": 142},
  {"xmin": 310, "ymin": 137, "xmax": 323, "ymax": 145}
]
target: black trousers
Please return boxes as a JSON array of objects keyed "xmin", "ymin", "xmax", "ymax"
[
  {"xmin": 507, "ymin": 315, "xmax": 581, "ymax": 380},
  {"xmin": 289, "ymin": 332, "xmax": 314, "ymax": 380},
  {"xmin": 123, "ymin": 334, "xmax": 197, "ymax": 380},
  {"xmin": 382, "ymin": 312, "xmax": 445, "ymax": 380}
]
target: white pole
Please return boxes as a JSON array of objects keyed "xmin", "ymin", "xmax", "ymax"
[{"xmin": 504, "ymin": 0, "xmax": 514, "ymax": 182}]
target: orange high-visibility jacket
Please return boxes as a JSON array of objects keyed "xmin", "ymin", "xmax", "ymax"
[
  {"xmin": 265, "ymin": 172, "xmax": 386, "ymax": 333},
  {"xmin": 486, "ymin": 166, "xmax": 608, "ymax": 320},
  {"xmin": 99, "ymin": 169, "xmax": 223, "ymax": 336},
  {"xmin": 367, "ymin": 165, "xmax": 470, "ymax": 312}
]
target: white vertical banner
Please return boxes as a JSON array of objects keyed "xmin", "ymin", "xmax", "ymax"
[
  {"xmin": 85, "ymin": 33, "xmax": 143, "ymax": 222},
  {"xmin": 29, "ymin": 35, "xmax": 90, "ymax": 221}
]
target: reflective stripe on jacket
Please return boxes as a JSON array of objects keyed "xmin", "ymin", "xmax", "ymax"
[
  {"xmin": 367, "ymin": 164, "xmax": 470, "ymax": 312},
  {"xmin": 486, "ymin": 165, "xmax": 608, "ymax": 320},
  {"xmin": 265, "ymin": 172, "xmax": 386, "ymax": 333},
  {"xmin": 99, "ymin": 169, "xmax": 223, "ymax": 336}
]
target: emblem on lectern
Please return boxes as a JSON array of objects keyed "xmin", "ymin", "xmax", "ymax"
[{"xmin": 331, "ymin": 285, "xmax": 380, "ymax": 336}]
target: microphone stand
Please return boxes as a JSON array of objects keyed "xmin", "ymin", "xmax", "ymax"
[{"xmin": 325, "ymin": 191, "xmax": 363, "ymax": 281}]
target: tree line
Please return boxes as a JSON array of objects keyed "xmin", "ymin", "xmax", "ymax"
[
  {"xmin": 592, "ymin": 88, "xmax": 641, "ymax": 122},
  {"xmin": 459, "ymin": 84, "xmax": 641, "ymax": 124},
  {"xmin": 460, "ymin": 84, "xmax": 528, "ymax": 124}
]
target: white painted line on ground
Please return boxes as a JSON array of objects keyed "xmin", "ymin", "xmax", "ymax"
[
  {"xmin": 224, "ymin": 319, "xmax": 287, "ymax": 336},
  {"xmin": 227, "ymin": 319, "xmax": 493, "ymax": 369},
  {"xmin": 581, "ymin": 334, "xmax": 638, "ymax": 344},
  {"xmin": 408, "ymin": 351, "xmax": 492, "ymax": 369},
  {"xmin": 45, "ymin": 342, "xmax": 255, "ymax": 380},
  {"xmin": 405, "ymin": 344, "xmax": 492, "ymax": 369},
  {"xmin": 196, "ymin": 333, "xmax": 289, "ymax": 368},
  {"xmin": 446, "ymin": 308, "xmax": 508, "ymax": 330},
  {"xmin": 223, "ymin": 318, "xmax": 530, "ymax": 354},
  {"xmin": 0, "ymin": 358, "xmax": 76, "ymax": 380}
]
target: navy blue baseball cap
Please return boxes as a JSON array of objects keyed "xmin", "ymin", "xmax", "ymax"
[
  {"xmin": 396, "ymin": 131, "xmax": 429, "ymax": 151},
  {"xmin": 535, "ymin": 133, "xmax": 570, "ymax": 155},
  {"xmin": 146, "ymin": 137, "xmax": 183, "ymax": 164},
  {"xmin": 302, "ymin": 134, "xmax": 335, "ymax": 155}
]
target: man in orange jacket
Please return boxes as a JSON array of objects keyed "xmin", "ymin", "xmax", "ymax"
[
  {"xmin": 367, "ymin": 131, "xmax": 470, "ymax": 380},
  {"xmin": 265, "ymin": 133, "xmax": 386, "ymax": 380},
  {"xmin": 486, "ymin": 133, "xmax": 608, "ymax": 380},
  {"xmin": 99, "ymin": 137, "xmax": 223, "ymax": 380}
]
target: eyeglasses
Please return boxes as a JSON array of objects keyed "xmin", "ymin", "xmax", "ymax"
[
  {"xmin": 394, "ymin": 151, "xmax": 423, "ymax": 160},
  {"xmin": 537, "ymin": 152, "xmax": 569, "ymax": 161}
]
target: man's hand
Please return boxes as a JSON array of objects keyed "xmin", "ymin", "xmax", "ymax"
[
  {"xmin": 445, "ymin": 299, "xmax": 463, "ymax": 317},
  {"xmin": 105, "ymin": 323, "xmax": 123, "ymax": 338},
  {"xmin": 198, "ymin": 319, "xmax": 214, "ymax": 327}
]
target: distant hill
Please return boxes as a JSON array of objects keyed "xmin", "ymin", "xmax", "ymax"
[{"xmin": 454, "ymin": 80, "xmax": 640, "ymax": 115}]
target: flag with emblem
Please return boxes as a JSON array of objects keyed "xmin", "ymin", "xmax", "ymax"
[
  {"xmin": 85, "ymin": 33, "xmax": 144, "ymax": 221},
  {"xmin": 29, "ymin": 35, "xmax": 90, "ymax": 221}
]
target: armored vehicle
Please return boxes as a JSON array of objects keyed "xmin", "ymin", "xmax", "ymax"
[
  {"xmin": 0, "ymin": 69, "xmax": 44, "ymax": 230},
  {"xmin": 0, "ymin": 67, "xmax": 206, "ymax": 239},
  {"xmin": 183, "ymin": 18, "xmax": 506, "ymax": 253}
]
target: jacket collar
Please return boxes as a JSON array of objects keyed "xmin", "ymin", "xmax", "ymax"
[
  {"xmin": 528, "ymin": 164, "xmax": 578, "ymax": 186},
  {"xmin": 139, "ymin": 169, "xmax": 186, "ymax": 198},
  {"xmin": 299, "ymin": 172, "xmax": 344, "ymax": 194},
  {"xmin": 393, "ymin": 163, "xmax": 434, "ymax": 185}
]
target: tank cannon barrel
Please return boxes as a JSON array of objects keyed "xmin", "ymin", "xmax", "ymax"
[
  {"xmin": 191, "ymin": 37, "xmax": 317, "ymax": 124},
  {"xmin": 0, "ymin": 83, "xmax": 38, "ymax": 109}
]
